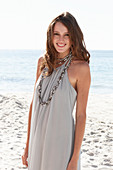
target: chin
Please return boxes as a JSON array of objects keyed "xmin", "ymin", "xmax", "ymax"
[{"xmin": 56, "ymin": 48, "xmax": 70, "ymax": 54}]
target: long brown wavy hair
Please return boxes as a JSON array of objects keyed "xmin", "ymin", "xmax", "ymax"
[{"xmin": 40, "ymin": 12, "xmax": 90, "ymax": 75}]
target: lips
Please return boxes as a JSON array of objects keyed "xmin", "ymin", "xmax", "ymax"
[{"xmin": 57, "ymin": 43, "xmax": 66, "ymax": 47}]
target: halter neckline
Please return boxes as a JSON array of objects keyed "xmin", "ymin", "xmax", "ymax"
[{"xmin": 54, "ymin": 61, "xmax": 67, "ymax": 70}]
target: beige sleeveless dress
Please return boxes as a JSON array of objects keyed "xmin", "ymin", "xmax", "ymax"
[{"xmin": 28, "ymin": 59, "xmax": 81, "ymax": 170}]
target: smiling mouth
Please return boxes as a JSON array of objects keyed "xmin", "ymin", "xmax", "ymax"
[{"xmin": 57, "ymin": 43, "xmax": 66, "ymax": 47}]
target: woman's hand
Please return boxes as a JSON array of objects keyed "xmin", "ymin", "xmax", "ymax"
[
  {"xmin": 22, "ymin": 147, "xmax": 28, "ymax": 167},
  {"xmin": 67, "ymin": 158, "xmax": 78, "ymax": 170}
]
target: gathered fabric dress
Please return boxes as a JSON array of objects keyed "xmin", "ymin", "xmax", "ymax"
[{"xmin": 28, "ymin": 59, "xmax": 81, "ymax": 170}]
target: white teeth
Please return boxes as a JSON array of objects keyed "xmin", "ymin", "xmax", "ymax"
[{"xmin": 57, "ymin": 44, "xmax": 65, "ymax": 47}]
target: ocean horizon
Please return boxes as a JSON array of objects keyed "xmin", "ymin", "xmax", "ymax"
[{"xmin": 0, "ymin": 49, "xmax": 113, "ymax": 94}]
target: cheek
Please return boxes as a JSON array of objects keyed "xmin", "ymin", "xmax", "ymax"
[
  {"xmin": 52, "ymin": 38, "xmax": 57, "ymax": 49},
  {"xmin": 53, "ymin": 37, "xmax": 56, "ymax": 44},
  {"xmin": 52, "ymin": 38, "xmax": 55, "ymax": 46},
  {"xmin": 67, "ymin": 39, "xmax": 71, "ymax": 46}
]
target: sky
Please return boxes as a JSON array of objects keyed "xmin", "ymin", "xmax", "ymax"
[{"xmin": 0, "ymin": 0, "xmax": 113, "ymax": 50}]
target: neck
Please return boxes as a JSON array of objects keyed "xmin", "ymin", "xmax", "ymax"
[{"xmin": 58, "ymin": 50, "xmax": 70, "ymax": 59}]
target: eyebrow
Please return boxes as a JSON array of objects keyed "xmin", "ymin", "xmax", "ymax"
[{"xmin": 53, "ymin": 31, "xmax": 69, "ymax": 34}]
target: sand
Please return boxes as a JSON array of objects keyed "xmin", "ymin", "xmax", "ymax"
[{"xmin": 0, "ymin": 92, "xmax": 113, "ymax": 170}]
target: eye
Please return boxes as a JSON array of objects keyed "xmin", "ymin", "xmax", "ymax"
[
  {"xmin": 53, "ymin": 33, "xmax": 59, "ymax": 36},
  {"xmin": 64, "ymin": 34, "xmax": 69, "ymax": 36}
]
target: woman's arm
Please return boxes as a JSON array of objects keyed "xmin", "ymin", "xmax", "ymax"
[
  {"xmin": 73, "ymin": 63, "xmax": 91, "ymax": 160},
  {"xmin": 67, "ymin": 63, "xmax": 91, "ymax": 170},
  {"xmin": 25, "ymin": 56, "xmax": 44, "ymax": 150},
  {"xmin": 22, "ymin": 56, "xmax": 44, "ymax": 166}
]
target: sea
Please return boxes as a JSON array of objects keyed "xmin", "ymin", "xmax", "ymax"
[{"xmin": 0, "ymin": 49, "xmax": 113, "ymax": 94}]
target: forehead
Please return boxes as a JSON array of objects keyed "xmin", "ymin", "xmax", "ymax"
[{"xmin": 53, "ymin": 22, "xmax": 68, "ymax": 32}]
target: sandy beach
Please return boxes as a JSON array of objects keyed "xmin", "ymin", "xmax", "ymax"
[{"xmin": 0, "ymin": 92, "xmax": 113, "ymax": 170}]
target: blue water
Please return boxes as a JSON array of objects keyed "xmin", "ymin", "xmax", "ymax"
[{"xmin": 0, "ymin": 50, "xmax": 113, "ymax": 94}]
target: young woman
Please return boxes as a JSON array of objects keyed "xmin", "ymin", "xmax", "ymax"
[{"xmin": 22, "ymin": 12, "xmax": 91, "ymax": 170}]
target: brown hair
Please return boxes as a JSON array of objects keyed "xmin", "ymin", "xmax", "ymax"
[{"xmin": 40, "ymin": 12, "xmax": 90, "ymax": 75}]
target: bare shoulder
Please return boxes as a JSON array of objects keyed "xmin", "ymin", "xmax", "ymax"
[
  {"xmin": 35, "ymin": 56, "xmax": 45, "ymax": 81},
  {"xmin": 70, "ymin": 60, "xmax": 91, "ymax": 95},
  {"xmin": 37, "ymin": 56, "xmax": 44, "ymax": 66},
  {"xmin": 77, "ymin": 61, "xmax": 90, "ymax": 75},
  {"xmin": 71, "ymin": 60, "xmax": 91, "ymax": 78},
  {"xmin": 75, "ymin": 61, "xmax": 91, "ymax": 85}
]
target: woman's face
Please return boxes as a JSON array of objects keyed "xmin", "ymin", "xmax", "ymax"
[{"xmin": 53, "ymin": 22, "xmax": 71, "ymax": 57}]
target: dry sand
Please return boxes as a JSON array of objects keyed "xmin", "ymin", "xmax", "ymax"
[{"xmin": 0, "ymin": 92, "xmax": 113, "ymax": 170}]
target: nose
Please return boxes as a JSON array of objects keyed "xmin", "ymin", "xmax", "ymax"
[{"xmin": 59, "ymin": 35, "xmax": 64, "ymax": 41}]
